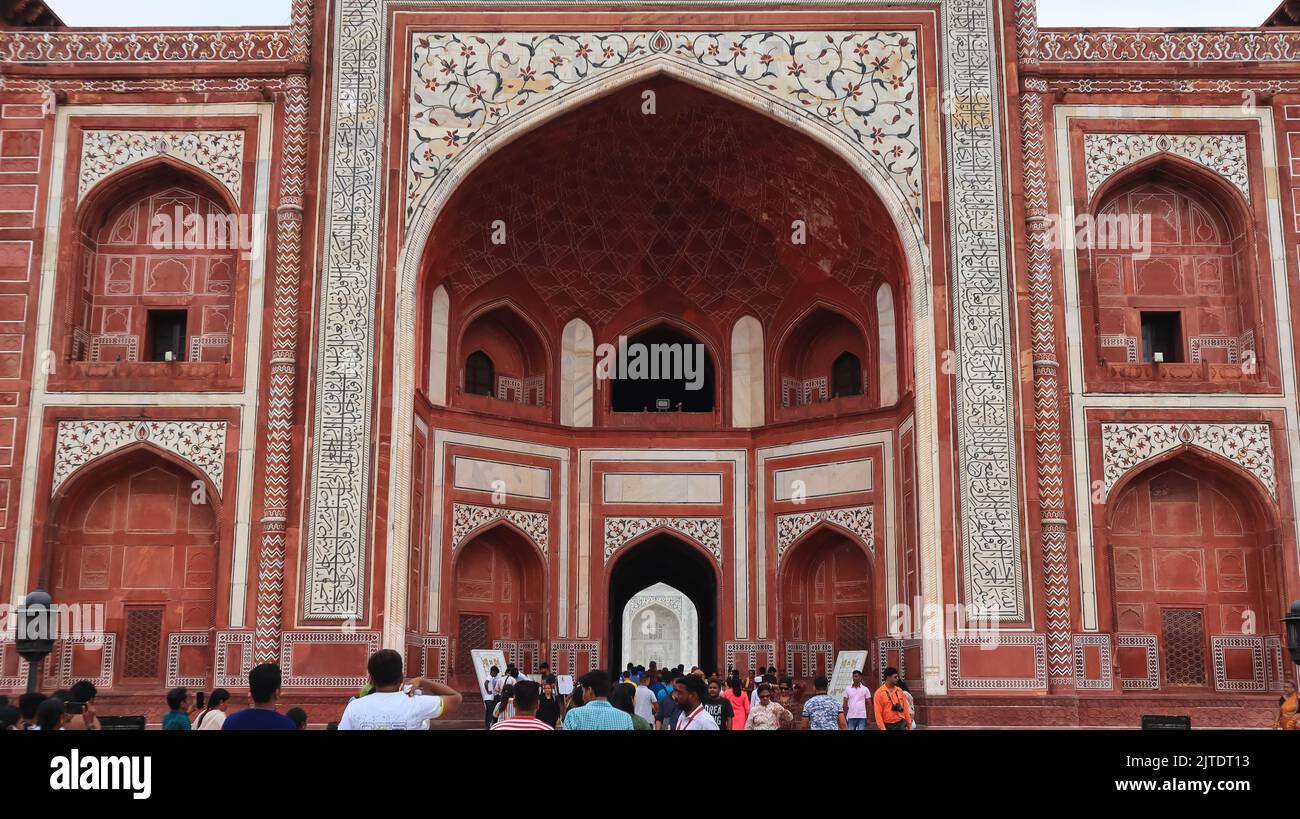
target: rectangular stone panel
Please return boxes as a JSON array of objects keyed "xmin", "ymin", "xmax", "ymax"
[
  {"xmin": 773, "ymin": 459, "xmax": 872, "ymax": 501},
  {"xmin": 453, "ymin": 456, "xmax": 550, "ymax": 500},
  {"xmin": 602, "ymin": 472, "xmax": 722, "ymax": 505}
]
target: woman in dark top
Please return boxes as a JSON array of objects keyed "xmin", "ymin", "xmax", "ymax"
[{"xmin": 536, "ymin": 677, "xmax": 566, "ymax": 728}]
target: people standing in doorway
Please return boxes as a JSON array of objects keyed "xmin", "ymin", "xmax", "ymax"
[
  {"xmin": 673, "ymin": 673, "xmax": 718, "ymax": 730},
  {"xmin": 722, "ymin": 677, "xmax": 749, "ymax": 730},
  {"xmin": 801, "ymin": 676, "xmax": 845, "ymax": 731},
  {"xmin": 745, "ymin": 684, "xmax": 793, "ymax": 730},
  {"xmin": 1278, "ymin": 680, "xmax": 1299, "ymax": 730},
  {"xmin": 610, "ymin": 683, "xmax": 652, "ymax": 729},
  {"xmin": 873, "ymin": 667, "xmax": 912, "ymax": 731},
  {"xmin": 562, "ymin": 670, "xmax": 634, "ymax": 730},
  {"xmin": 484, "ymin": 665, "xmax": 503, "ymax": 731},
  {"xmin": 842, "ymin": 670, "xmax": 871, "ymax": 730},
  {"xmin": 656, "ymin": 670, "xmax": 681, "ymax": 729}
]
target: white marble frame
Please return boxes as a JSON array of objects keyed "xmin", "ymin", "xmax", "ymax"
[
  {"xmin": 424, "ymin": 431, "xmax": 570, "ymax": 639},
  {"xmin": 1055, "ymin": 105, "xmax": 1300, "ymax": 633},
  {"xmin": 8, "ymin": 103, "xmax": 273, "ymax": 629},
  {"xmin": 579, "ymin": 449, "xmax": 746, "ymax": 639}
]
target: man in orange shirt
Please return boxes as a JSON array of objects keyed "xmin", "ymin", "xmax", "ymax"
[{"xmin": 873, "ymin": 666, "xmax": 911, "ymax": 731}]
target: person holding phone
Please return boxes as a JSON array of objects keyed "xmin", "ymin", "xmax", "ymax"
[{"xmin": 64, "ymin": 680, "xmax": 101, "ymax": 731}]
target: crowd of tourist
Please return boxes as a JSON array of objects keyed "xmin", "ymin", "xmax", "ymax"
[
  {"xmin": 4, "ymin": 652, "xmax": 1295, "ymax": 730},
  {"xmin": 481, "ymin": 659, "xmax": 920, "ymax": 730}
]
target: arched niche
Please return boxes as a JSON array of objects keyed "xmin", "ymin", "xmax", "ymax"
[
  {"xmin": 1100, "ymin": 452, "xmax": 1282, "ymax": 690},
  {"xmin": 1080, "ymin": 156, "xmax": 1266, "ymax": 390},
  {"xmin": 774, "ymin": 304, "xmax": 872, "ymax": 419},
  {"xmin": 604, "ymin": 320, "xmax": 717, "ymax": 417},
  {"xmin": 455, "ymin": 302, "xmax": 550, "ymax": 410},
  {"xmin": 45, "ymin": 447, "xmax": 222, "ymax": 685},
  {"xmin": 620, "ymin": 582, "xmax": 699, "ymax": 671}
]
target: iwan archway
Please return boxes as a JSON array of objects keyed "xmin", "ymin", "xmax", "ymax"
[{"xmin": 387, "ymin": 49, "xmax": 942, "ymax": 665}]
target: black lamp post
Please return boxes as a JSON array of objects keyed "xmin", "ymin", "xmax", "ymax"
[
  {"xmin": 1284, "ymin": 600, "xmax": 1300, "ymax": 673},
  {"xmin": 15, "ymin": 589, "xmax": 55, "ymax": 693}
]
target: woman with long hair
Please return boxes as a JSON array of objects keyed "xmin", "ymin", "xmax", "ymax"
[
  {"xmin": 193, "ymin": 688, "xmax": 231, "ymax": 730},
  {"xmin": 722, "ymin": 676, "xmax": 750, "ymax": 730},
  {"xmin": 536, "ymin": 677, "xmax": 566, "ymax": 728}
]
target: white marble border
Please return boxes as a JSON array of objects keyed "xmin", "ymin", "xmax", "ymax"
[
  {"xmin": 1055, "ymin": 105, "xmax": 1300, "ymax": 633},
  {"xmin": 8, "ymin": 103, "xmax": 273, "ymax": 629}
]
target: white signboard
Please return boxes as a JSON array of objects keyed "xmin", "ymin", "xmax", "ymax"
[
  {"xmin": 827, "ymin": 651, "xmax": 869, "ymax": 701},
  {"xmin": 470, "ymin": 649, "xmax": 508, "ymax": 697},
  {"xmin": 557, "ymin": 674, "xmax": 575, "ymax": 696}
]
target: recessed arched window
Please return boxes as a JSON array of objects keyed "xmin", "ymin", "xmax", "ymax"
[
  {"xmin": 610, "ymin": 324, "xmax": 715, "ymax": 413},
  {"xmin": 464, "ymin": 351, "xmax": 494, "ymax": 397},
  {"xmin": 832, "ymin": 352, "xmax": 863, "ymax": 398}
]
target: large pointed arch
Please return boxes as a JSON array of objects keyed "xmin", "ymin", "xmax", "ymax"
[{"xmin": 388, "ymin": 56, "xmax": 940, "ymax": 651}]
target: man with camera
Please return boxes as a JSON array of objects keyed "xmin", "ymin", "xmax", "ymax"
[
  {"xmin": 64, "ymin": 680, "xmax": 101, "ymax": 731},
  {"xmin": 872, "ymin": 667, "xmax": 912, "ymax": 731}
]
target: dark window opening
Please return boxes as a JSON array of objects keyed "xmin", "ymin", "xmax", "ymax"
[
  {"xmin": 832, "ymin": 352, "xmax": 863, "ymax": 398},
  {"xmin": 1140, "ymin": 312, "xmax": 1182, "ymax": 363},
  {"xmin": 464, "ymin": 351, "xmax": 494, "ymax": 396},
  {"xmin": 610, "ymin": 325, "xmax": 715, "ymax": 413},
  {"xmin": 147, "ymin": 310, "xmax": 187, "ymax": 362}
]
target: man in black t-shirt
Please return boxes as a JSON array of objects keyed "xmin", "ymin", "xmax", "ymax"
[{"xmin": 704, "ymin": 679, "xmax": 735, "ymax": 730}]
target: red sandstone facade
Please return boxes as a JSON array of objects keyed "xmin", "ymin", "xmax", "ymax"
[{"xmin": 0, "ymin": 0, "xmax": 1298, "ymax": 727}]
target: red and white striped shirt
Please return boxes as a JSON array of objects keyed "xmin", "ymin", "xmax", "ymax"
[{"xmin": 490, "ymin": 716, "xmax": 554, "ymax": 731}]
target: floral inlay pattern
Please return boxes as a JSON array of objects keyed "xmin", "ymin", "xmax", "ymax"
[
  {"xmin": 450, "ymin": 502, "xmax": 549, "ymax": 556},
  {"xmin": 603, "ymin": 516, "xmax": 722, "ymax": 565},
  {"xmin": 1083, "ymin": 133, "xmax": 1248, "ymax": 202},
  {"xmin": 407, "ymin": 30, "xmax": 921, "ymax": 228},
  {"xmin": 774, "ymin": 505, "xmax": 874, "ymax": 567},
  {"xmin": 79, "ymin": 130, "xmax": 244, "ymax": 203},
  {"xmin": 52, "ymin": 420, "xmax": 228, "ymax": 497},
  {"xmin": 1100, "ymin": 422, "xmax": 1275, "ymax": 499}
]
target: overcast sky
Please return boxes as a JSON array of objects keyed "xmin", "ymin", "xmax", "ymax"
[{"xmin": 43, "ymin": 0, "xmax": 1285, "ymax": 28}]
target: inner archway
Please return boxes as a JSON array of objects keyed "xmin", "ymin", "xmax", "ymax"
[
  {"xmin": 780, "ymin": 526, "xmax": 874, "ymax": 678},
  {"xmin": 608, "ymin": 533, "xmax": 717, "ymax": 675},
  {"xmin": 620, "ymin": 582, "xmax": 699, "ymax": 670},
  {"xmin": 449, "ymin": 524, "xmax": 546, "ymax": 686}
]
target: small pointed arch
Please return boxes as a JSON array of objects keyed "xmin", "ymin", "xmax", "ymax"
[
  {"xmin": 606, "ymin": 316, "xmax": 719, "ymax": 414},
  {"xmin": 773, "ymin": 301, "xmax": 871, "ymax": 411},
  {"xmin": 456, "ymin": 300, "xmax": 550, "ymax": 405},
  {"xmin": 450, "ymin": 514, "xmax": 549, "ymax": 567},
  {"xmin": 1104, "ymin": 445, "xmax": 1279, "ymax": 533},
  {"xmin": 730, "ymin": 315, "xmax": 764, "ymax": 428}
]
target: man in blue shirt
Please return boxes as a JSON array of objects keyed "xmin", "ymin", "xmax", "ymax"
[
  {"xmin": 561, "ymin": 670, "xmax": 633, "ymax": 730},
  {"xmin": 655, "ymin": 670, "xmax": 680, "ymax": 730},
  {"xmin": 223, "ymin": 663, "xmax": 298, "ymax": 730}
]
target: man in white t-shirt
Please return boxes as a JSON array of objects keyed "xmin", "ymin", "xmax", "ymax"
[
  {"xmin": 633, "ymin": 675, "xmax": 658, "ymax": 724},
  {"xmin": 339, "ymin": 649, "xmax": 463, "ymax": 730},
  {"xmin": 842, "ymin": 669, "xmax": 871, "ymax": 730},
  {"xmin": 672, "ymin": 673, "xmax": 718, "ymax": 731}
]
